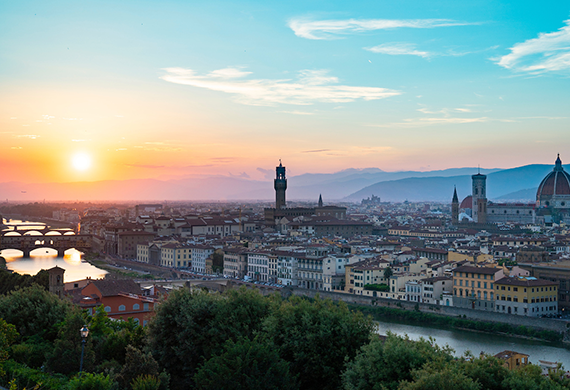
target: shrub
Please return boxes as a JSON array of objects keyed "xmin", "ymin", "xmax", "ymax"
[{"xmin": 66, "ymin": 373, "xmax": 115, "ymax": 390}]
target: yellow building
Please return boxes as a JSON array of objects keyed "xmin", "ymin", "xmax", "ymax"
[
  {"xmin": 448, "ymin": 251, "xmax": 493, "ymax": 264},
  {"xmin": 453, "ymin": 265, "xmax": 504, "ymax": 311},
  {"xmin": 494, "ymin": 276, "xmax": 558, "ymax": 317},
  {"xmin": 494, "ymin": 350, "xmax": 529, "ymax": 370}
]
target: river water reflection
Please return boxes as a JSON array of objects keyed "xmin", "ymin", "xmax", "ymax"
[
  {"xmin": 376, "ymin": 319, "xmax": 570, "ymax": 368},
  {"xmin": 1, "ymin": 218, "xmax": 107, "ymax": 282}
]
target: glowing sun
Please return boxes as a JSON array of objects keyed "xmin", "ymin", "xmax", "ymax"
[{"xmin": 71, "ymin": 152, "xmax": 92, "ymax": 171}]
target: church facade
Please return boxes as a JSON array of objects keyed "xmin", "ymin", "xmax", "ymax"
[{"xmin": 452, "ymin": 155, "xmax": 570, "ymax": 225}]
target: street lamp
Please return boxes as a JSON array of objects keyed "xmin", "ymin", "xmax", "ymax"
[{"xmin": 79, "ymin": 325, "xmax": 89, "ymax": 377}]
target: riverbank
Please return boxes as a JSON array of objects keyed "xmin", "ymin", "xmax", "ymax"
[{"xmin": 350, "ymin": 303, "xmax": 562, "ymax": 343}]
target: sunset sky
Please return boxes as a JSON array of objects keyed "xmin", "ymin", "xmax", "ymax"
[{"xmin": 1, "ymin": 0, "xmax": 570, "ymax": 184}]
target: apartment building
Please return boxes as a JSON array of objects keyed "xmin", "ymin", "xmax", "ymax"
[{"xmin": 494, "ymin": 276, "xmax": 558, "ymax": 317}]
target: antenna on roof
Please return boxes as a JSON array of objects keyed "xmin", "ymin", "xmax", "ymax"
[{"xmin": 478, "ymin": 164, "xmax": 480, "ymax": 174}]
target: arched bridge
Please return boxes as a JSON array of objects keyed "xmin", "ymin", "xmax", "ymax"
[{"xmin": 0, "ymin": 232, "xmax": 92, "ymax": 257}]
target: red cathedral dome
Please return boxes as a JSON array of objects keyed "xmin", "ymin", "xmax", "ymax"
[
  {"xmin": 536, "ymin": 155, "xmax": 570, "ymax": 212},
  {"xmin": 536, "ymin": 155, "xmax": 570, "ymax": 201},
  {"xmin": 460, "ymin": 195, "xmax": 472, "ymax": 209}
]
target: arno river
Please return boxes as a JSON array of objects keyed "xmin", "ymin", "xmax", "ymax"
[
  {"xmin": 376, "ymin": 319, "xmax": 570, "ymax": 369},
  {"xmin": 3, "ymin": 219, "xmax": 570, "ymax": 368},
  {"xmin": 1, "ymin": 218, "xmax": 107, "ymax": 281}
]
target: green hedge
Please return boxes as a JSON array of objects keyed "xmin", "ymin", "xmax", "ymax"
[
  {"xmin": 1, "ymin": 360, "xmax": 68, "ymax": 390},
  {"xmin": 351, "ymin": 304, "xmax": 562, "ymax": 343}
]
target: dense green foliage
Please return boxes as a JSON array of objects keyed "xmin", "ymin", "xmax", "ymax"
[
  {"xmin": 264, "ymin": 296, "xmax": 375, "ymax": 390},
  {"xmin": 147, "ymin": 287, "xmax": 272, "ymax": 389},
  {"xmin": 343, "ymin": 333, "xmax": 570, "ymax": 390},
  {"xmin": 193, "ymin": 338, "xmax": 297, "ymax": 390},
  {"xmin": 1, "ymin": 282, "xmax": 570, "ymax": 390},
  {"xmin": 0, "ymin": 284, "xmax": 69, "ymax": 341},
  {"xmin": 353, "ymin": 304, "xmax": 562, "ymax": 342},
  {"xmin": 0, "ymin": 269, "xmax": 49, "ymax": 295}
]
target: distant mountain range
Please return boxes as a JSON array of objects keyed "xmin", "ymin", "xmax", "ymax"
[
  {"xmin": 345, "ymin": 164, "xmax": 558, "ymax": 202},
  {"xmin": 0, "ymin": 164, "xmax": 559, "ymax": 202}
]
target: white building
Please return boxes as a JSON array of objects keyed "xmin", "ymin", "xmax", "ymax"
[
  {"xmin": 191, "ymin": 245, "xmax": 215, "ymax": 273},
  {"xmin": 247, "ymin": 251, "xmax": 270, "ymax": 282}
]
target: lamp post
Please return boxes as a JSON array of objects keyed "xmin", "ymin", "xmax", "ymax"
[{"xmin": 79, "ymin": 325, "xmax": 89, "ymax": 377}]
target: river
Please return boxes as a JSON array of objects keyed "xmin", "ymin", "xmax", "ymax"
[
  {"xmin": 376, "ymin": 319, "xmax": 570, "ymax": 369},
  {"xmin": 1, "ymin": 218, "xmax": 107, "ymax": 282}
]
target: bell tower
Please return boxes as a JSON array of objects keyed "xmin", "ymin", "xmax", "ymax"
[
  {"xmin": 451, "ymin": 186, "xmax": 459, "ymax": 224},
  {"xmin": 274, "ymin": 160, "xmax": 287, "ymax": 209},
  {"xmin": 472, "ymin": 171, "xmax": 487, "ymax": 223}
]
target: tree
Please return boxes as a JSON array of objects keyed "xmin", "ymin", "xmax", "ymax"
[
  {"xmin": 264, "ymin": 296, "xmax": 375, "ymax": 390},
  {"xmin": 66, "ymin": 373, "xmax": 115, "ymax": 390},
  {"xmin": 0, "ymin": 318, "xmax": 18, "ymax": 376},
  {"xmin": 457, "ymin": 355, "xmax": 510, "ymax": 390},
  {"xmin": 0, "ymin": 284, "xmax": 70, "ymax": 341},
  {"xmin": 45, "ymin": 307, "xmax": 95, "ymax": 375},
  {"xmin": 501, "ymin": 364, "xmax": 563, "ymax": 390},
  {"xmin": 147, "ymin": 287, "xmax": 271, "ymax": 390},
  {"xmin": 117, "ymin": 346, "xmax": 169, "ymax": 390},
  {"xmin": 342, "ymin": 334, "xmax": 454, "ymax": 390},
  {"xmin": 399, "ymin": 366, "xmax": 481, "ymax": 390},
  {"xmin": 193, "ymin": 338, "xmax": 298, "ymax": 390},
  {"xmin": 383, "ymin": 267, "xmax": 393, "ymax": 280}
]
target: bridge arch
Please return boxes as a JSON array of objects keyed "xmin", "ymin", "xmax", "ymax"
[
  {"xmin": 45, "ymin": 231, "xmax": 62, "ymax": 236},
  {"xmin": 23, "ymin": 230, "xmax": 43, "ymax": 236},
  {"xmin": 3, "ymin": 231, "xmax": 22, "ymax": 236},
  {"xmin": 30, "ymin": 247, "xmax": 58, "ymax": 256}
]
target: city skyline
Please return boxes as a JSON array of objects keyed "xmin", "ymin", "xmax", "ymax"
[{"xmin": 1, "ymin": 0, "xmax": 570, "ymax": 185}]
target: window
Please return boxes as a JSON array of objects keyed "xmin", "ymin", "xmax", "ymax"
[
  {"xmin": 133, "ymin": 304, "xmax": 140, "ymax": 310},
  {"xmin": 104, "ymin": 306, "xmax": 111, "ymax": 312},
  {"xmin": 119, "ymin": 305, "xmax": 126, "ymax": 311},
  {"xmin": 144, "ymin": 303, "xmax": 149, "ymax": 311}
]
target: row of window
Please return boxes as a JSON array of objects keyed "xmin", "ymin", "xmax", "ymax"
[
  {"xmin": 104, "ymin": 303, "xmax": 150, "ymax": 312},
  {"xmin": 497, "ymin": 285, "xmax": 555, "ymax": 293},
  {"xmin": 455, "ymin": 272, "xmax": 492, "ymax": 279},
  {"xmin": 455, "ymin": 280, "xmax": 492, "ymax": 289}
]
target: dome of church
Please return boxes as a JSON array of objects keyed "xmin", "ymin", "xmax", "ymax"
[
  {"xmin": 536, "ymin": 155, "xmax": 570, "ymax": 207},
  {"xmin": 460, "ymin": 195, "xmax": 472, "ymax": 209}
]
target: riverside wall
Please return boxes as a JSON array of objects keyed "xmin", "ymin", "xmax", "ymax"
[{"xmin": 282, "ymin": 287, "xmax": 570, "ymax": 340}]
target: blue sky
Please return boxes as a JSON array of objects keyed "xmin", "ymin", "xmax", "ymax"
[{"xmin": 1, "ymin": 0, "xmax": 569, "ymax": 182}]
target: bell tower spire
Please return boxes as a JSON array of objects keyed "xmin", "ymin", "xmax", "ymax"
[{"xmin": 274, "ymin": 160, "xmax": 287, "ymax": 209}]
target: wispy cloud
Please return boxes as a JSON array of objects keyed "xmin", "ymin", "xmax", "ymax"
[
  {"xmin": 496, "ymin": 19, "xmax": 570, "ymax": 73},
  {"xmin": 161, "ymin": 67, "xmax": 400, "ymax": 106},
  {"xmin": 125, "ymin": 164, "xmax": 165, "ymax": 169},
  {"xmin": 365, "ymin": 43, "xmax": 431, "ymax": 58},
  {"xmin": 288, "ymin": 18, "xmax": 478, "ymax": 40},
  {"xmin": 229, "ymin": 172, "xmax": 250, "ymax": 179},
  {"xmin": 372, "ymin": 117, "xmax": 489, "ymax": 128},
  {"xmin": 10, "ymin": 146, "xmax": 22, "ymax": 150},
  {"xmin": 301, "ymin": 149, "xmax": 331, "ymax": 153},
  {"xmin": 257, "ymin": 167, "xmax": 274, "ymax": 180},
  {"xmin": 143, "ymin": 141, "xmax": 183, "ymax": 152},
  {"xmin": 211, "ymin": 157, "xmax": 236, "ymax": 163},
  {"xmin": 281, "ymin": 110, "xmax": 314, "ymax": 115},
  {"xmin": 63, "ymin": 117, "xmax": 82, "ymax": 121},
  {"xmin": 14, "ymin": 134, "xmax": 40, "ymax": 139}
]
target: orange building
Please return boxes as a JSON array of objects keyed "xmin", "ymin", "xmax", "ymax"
[{"xmin": 78, "ymin": 279, "xmax": 157, "ymax": 326}]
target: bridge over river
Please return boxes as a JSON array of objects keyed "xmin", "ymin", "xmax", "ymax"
[{"xmin": 0, "ymin": 225, "xmax": 92, "ymax": 257}]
